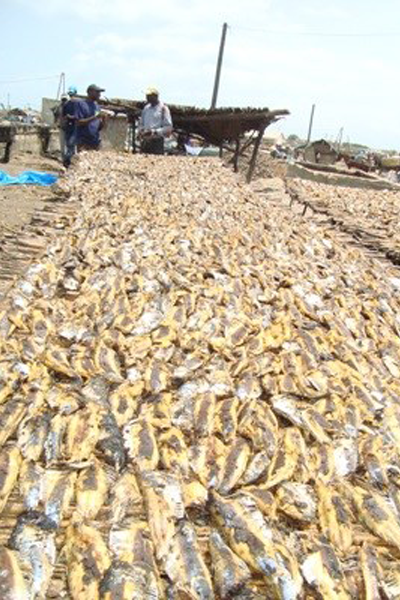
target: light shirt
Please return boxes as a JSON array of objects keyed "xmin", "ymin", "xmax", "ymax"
[{"xmin": 139, "ymin": 102, "xmax": 173, "ymax": 137}]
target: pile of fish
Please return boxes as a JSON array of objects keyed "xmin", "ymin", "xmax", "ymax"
[
  {"xmin": 289, "ymin": 178, "xmax": 400, "ymax": 262},
  {"xmin": 3, "ymin": 153, "xmax": 400, "ymax": 598}
]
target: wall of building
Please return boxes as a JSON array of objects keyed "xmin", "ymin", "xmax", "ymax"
[
  {"xmin": 8, "ymin": 125, "xmax": 57, "ymax": 157},
  {"xmin": 6, "ymin": 117, "xmax": 129, "ymax": 161},
  {"xmin": 101, "ymin": 117, "xmax": 129, "ymax": 151}
]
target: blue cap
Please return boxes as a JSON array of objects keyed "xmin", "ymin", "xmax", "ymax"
[{"xmin": 68, "ymin": 86, "xmax": 78, "ymax": 95}]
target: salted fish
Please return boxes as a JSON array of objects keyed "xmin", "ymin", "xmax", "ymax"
[
  {"xmin": 0, "ymin": 445, "xmax": 22, "ymax": 513},
  {"xmin": 209, "ymin": 529, "xmax": 251, "ymax": 598},
  {"xmin": 0, "ymin": 546, "xmax": 29, "ymax": 600},
  {"xmin": 9, "ymin": 511, "xmax": 57, "ymax": 599},
  {"xmin": 65, "ymin": 521, "xmax": 111, "ymax": 600},
  {"xmin": 76, "ymin": 459, "xmax": 109, "ymax": 520},
  {"xmin": 211, "ymin": 492, "xmax": 303, "ymax": 599}
]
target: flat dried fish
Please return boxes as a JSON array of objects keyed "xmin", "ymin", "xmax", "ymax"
[
  {"xmin": 276, "ymin": 482, "xmax": 317, "ymax": 523},
  {"xmin": 65, "ymin": 521, "xmax": 111, "ymax": 599},
  {"xmin": 9, "ymin": 511, "xmax": 57, "ymax": 599},
  {"xmin": 3, "ymin": 153, "xmax": 400, "ymax": 597},
  {"xmin": 218, "ymin": 436, "xmax": 251, "ymax": 495},
  {"xmin": 211, "ymin": 492, "xmax": 303, "ymax": 598},
  {"xmin": 0, "ymin": 546, "xmax": 29, "ymax": 600},
  {"xmin": 209, "ymin": 529, "xmax": 251, "ymax": 598},
  {"xmin": 64, "ymin": 407, "xmax": 100, "ymax": 462},
  {"xmin": 43, "ymin": 470, "xmax": 76, "ymax": 526},
  {"xmin": 0, "ymin": 400, "xmax": 27, "ymax": 448},
  {"xmin": 124, "ymin": 419, "xmax": 159, "ymax": 472},
  {"xmin": 110, "ymin": 469, "xmax": 142, "ymax": 525},
  {"xmin": 0, "ymin": 445, "xmax": 21, "ymax": 514},
  {"xmin": 301, "ymin": 542, "xmax": 350, "ymax": 599},
  {"xmin": 75, "ymin": 459, "xmax": 109, "ymax": 520}
]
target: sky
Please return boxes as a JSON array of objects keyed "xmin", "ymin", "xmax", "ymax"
[{"xmin": 2, "ymin": 0, "xmax": 400, "ymax": 149}]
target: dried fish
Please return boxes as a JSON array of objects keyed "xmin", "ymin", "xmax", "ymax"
[
  {"xmin": 64, "ymin": 406, "xmax": 100, "ymax": 462},
  {"xmin": 43, "ymin": 470, "xmax": 76, "ymax": 526},
  {"xmin": 301, "ymin": 542, "xmax": 350, "ymax": 599},
  {"xmin": 211, "ymin": 492, "xmax": 303, "ymax": 598},
  {"xmin": 316, "ymin": 480, "xmax": 353, "ymax": 554},
  {"xmin": 96, "ymin": 410, "xmax": 126, "ymax": 472},
  {"xmin": 18, "ymin": 412, "xmax": 51, "ymax": 461},
  {"xmin": 276, "ymin": 482, "xmax": 317, "ymax": 523},
  {"xmin": 100, "ymin": 560, "xmax": 160, "ymax": 600},
  {"xmin": 0, "ymin": 399, "xmax": 26, "ymax": 448},
  {"xmin": 65, "ymin": 521, "xmax": 111, "ymax": 599},
  {"xmin": 218, "ymin": 436, "xmax": 251, "ymax": 495},
  {"xmin": 9, "ymin": 511, "xmax": 57, "ymax": 598},
  {"xmin": 0, "ymin": 445, "xmax": 21, "ymax": 513},
  {"xmin": 19, "ymin": 461, "xmax": 44, "ymax": 511},
  {"xmin": 347, "ymin": 484, "xmax": 400, "ymax": 550},
  {"xmin": 3, "ymin": 153, "xmax": 400, "ymax": 597},
  {"xmin": 124, "ymin": 419, "xmax": 159, "ymax": 472},
  {"xmin": 168, "ymin": 521, "xmax": 215, "ymax": 599},
  {"xmin": 0, "ymin": 546, "xmax": 29, "ymax": 600},
  {"xmin": 209, "ymin": 529, "xmax": 251, "ymax": 598},
  {"xmin": 160, "ymin": 427, "xmax": 189, "ymax": 476},
  {"xmin": 110, "ymin": 469, "xmax": 142, "ymax": 525},
  {"xmin": 76, "ymin": 459, "xmax": 109, "ymax": 520}
]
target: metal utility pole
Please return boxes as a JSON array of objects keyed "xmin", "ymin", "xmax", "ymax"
[
  {"xmin": 307, "ymin": 103, "xmax": 316, "ymax": 143},
  {"xmin": 211, "ymin": 22, "xmax": 228, "ymax": 109},
  {"xmin": 337, "ymin": 127, "xmax": 344, "ymax": 152},
  {"xmin": 56, "ymin": 72, "xmax": 65, "ymax": 99}
]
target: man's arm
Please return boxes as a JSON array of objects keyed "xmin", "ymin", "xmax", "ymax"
[
  {"xmin": 63, "ymin": 100, "xmax": 76, "ymax": 121},
  {"xmin": 75, "ymin": 101, "xmax": 100, "ymax": 126},
  {"xmin": 138, "ymin": 107, "xmax": 147, "ymax": 134},
  {"xmin": 77, "ymin": 113, "xmax": 99, "ymax": 125},
  {"xmin": 158, "ymin": 105, "xmax": 173, "ymax": 137}
]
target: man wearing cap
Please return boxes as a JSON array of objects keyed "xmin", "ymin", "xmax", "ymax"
[
  {"xmin": 74, "ymin": 84, "xmax": 106, "ymax": 152},
  {"xmin": 139, "ymin": 87, "xmax": 173, "ymax": 155}
]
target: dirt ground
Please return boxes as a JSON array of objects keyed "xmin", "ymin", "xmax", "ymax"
[
  {"xmin": 0, "ymin": 152, "xmax": 67, "ymax": 299},
  {"xmin": 0, "ymin": 153, "xmax": 63, "ymax": 231}
]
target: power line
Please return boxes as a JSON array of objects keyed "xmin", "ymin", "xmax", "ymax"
[
  {"xmin": 0, "ymin": 75, "xmax": 59, "ymax": 85},
  {"xmin": 234, "ymin": 25, "xmax": 400, "ymax": 37}
]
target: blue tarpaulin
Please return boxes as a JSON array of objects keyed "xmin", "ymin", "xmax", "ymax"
[{"xmin": 0, "ymin": 170, "xmax": 58, "ymax": 187}]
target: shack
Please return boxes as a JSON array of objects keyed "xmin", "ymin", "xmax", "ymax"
[
  {"xmin": 95, "ymin": 98, "xmax": 289, "ymax": 181},
  {"xmin": 303, "ymin": 139, "xmax": 338, "ymax": 165}
]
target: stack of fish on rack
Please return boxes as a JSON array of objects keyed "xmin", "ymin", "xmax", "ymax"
[
  {"xmin": 2, "ymin": 153, "xmax": 400, "ymax": 598},
  {"xmin": 290, "ymin": 179, "xmax": 400, "ymax": 263}
]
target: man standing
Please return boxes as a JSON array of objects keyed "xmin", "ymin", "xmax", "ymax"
[
  {"xmin": 139, "ymin": 87, "xmax": 173, "ymax": 155},
  {"xmin": 74, "ymin": 84, "xmax": 106, "ymax": 152},
  {"xmin": 61, "ymin": 86, "xmax": 78, "ymax": 167},
  {"xmin": 52, "ymin": 94, "xmax": 68, "ymax": 161}
]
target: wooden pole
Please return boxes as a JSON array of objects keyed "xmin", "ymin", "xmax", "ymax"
[
  {"xmin": 233, "ymin": 137, "xmax": 240, "ymax": 172},
  {"xmin": 131, "ymin": 118, "xmax": 137, "ymax": 153},
  {"xmin": 307, "ymin": 104, "xmax": 316, "ymax": 143},
  {"xmin": 211, "ymin": 23, "xmax": 228, "ymax": 109},
  {"xmin": 246, "ymin": 126, "xmax": 266, "ymax": 183}
]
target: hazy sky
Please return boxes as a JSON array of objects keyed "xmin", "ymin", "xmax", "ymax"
[{"xmin": 2, "ymin": 0, "xmax": 400, "ymax": 148}]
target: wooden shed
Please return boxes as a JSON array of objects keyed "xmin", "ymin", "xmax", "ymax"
[{"xmin": 303, "ymin": 139, "xmax": 338, "ymax": 165}]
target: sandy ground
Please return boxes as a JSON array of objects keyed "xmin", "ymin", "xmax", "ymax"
[
  {"xmin": 0, "ymin": 153, "xmax": 62, "ymax": 231},
  {"xmin": 0, "ymin": 152, "xmax": 66, "ymax": 299}
]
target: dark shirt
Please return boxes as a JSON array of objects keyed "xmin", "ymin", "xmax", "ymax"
[
  {"xmin": 74, "ymin": 99, "xmax": 102, "ymax": 147},
  {"xmin": 62, "ymin": 99, "xmax": 76, "ymax": 134}
]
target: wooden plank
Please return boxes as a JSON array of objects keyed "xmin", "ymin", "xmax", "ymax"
[{"xmin": 246, "ymin": 126, "xmax": 266, "ymax": 183}]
